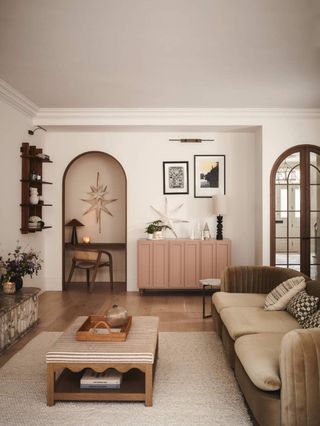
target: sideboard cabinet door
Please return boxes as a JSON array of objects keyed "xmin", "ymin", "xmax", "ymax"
[
  {"xmin": 153, "ymin": 241, "xmax": 169, "ymax": 288},
  {"xmin": 200, "ymin": 241, "xmax": 217, "ymax": 280},
  {"xmin": 216, "ymin": 240, "xmax": 231, "ymax": 278},
  {"xmin": 184, "ymin": 241, "xmax": 200, "ymax": 287},
  {"xmin": 168, "ymin": 240, "xmax": 185, "ymax": 288},
  {"xmin": 137, "ymin": 241, "xmax": 153, "ymax": 288}
]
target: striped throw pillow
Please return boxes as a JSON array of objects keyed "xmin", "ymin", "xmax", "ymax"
[{"xmin": 264, "ymin": 276, "xmax": 306, "ymax": 311}]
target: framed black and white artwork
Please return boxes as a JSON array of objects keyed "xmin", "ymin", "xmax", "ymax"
[
  {"xmin": 163, "ymin": 161, "xmax": 189, "ymax": 195},
  {"xmin": 194, "ymin": 155, "xmax": 225, "ymax": 198}
]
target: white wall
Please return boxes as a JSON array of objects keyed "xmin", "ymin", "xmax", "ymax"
[
  {"xmin": 43, "ymin": 131, "xmax": 258, "ymax": 291},
  {"xmin": 0, "ymin": 99, "xmax": 45, "ymax": 287}
]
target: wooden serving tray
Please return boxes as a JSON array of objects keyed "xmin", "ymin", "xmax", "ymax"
[{"xmin": 76, "ymin": 315, "xmax": 132, "ymax": 342}]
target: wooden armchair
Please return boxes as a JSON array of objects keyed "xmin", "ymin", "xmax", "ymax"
[{"xmin": 67, "ymin": 249, "xmax": 113, "ymax": 292}]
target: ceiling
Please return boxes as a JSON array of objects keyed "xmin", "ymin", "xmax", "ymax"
[{"xmin": 0, "ymin": 0, "xmax": 319, "ymax": 108}]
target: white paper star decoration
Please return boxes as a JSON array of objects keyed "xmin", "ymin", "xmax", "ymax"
[
  {"xmin": 150, "ymin": 197, "xmax": 189, "ymax": 238},
  {"xmin": 81, "ymin": 172, "xmax": 117, "ymax": 233}
]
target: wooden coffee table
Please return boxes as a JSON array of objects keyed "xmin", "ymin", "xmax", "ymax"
[{"xmin": 46, "ymin": 316, "xmax": 159, "ymax": 406}]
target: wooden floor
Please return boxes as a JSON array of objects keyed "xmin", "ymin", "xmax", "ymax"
[{"xmin": 0, "ymin": 283, "xmax": 214, "ymax": 367}]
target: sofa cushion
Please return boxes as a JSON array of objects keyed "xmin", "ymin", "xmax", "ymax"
[
  {"xmin": 302, "ymin": 309, "xmax": 320, "ymax": 328},
  {"xmin": 212, "ymin": 292, "xmax": 266, "ymax": 314},
  {"xmin": 235, "ymin": 333, "xmax": 284, "ymax": 391},
  {"xmin": 287, "ymin": 290, "xmax": 319, "ymax": 325},
  {"xmin": 220, "ymin": 307, "xmax": 300, "ymax": 340},
  {"xmin": 264, "ymin": 276, "xmax": 306, "ymax": 311}
]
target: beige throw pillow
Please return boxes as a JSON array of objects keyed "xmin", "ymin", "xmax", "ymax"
[{"xmin": 264, "ymin": 276, "xmax": 306, "ymax": 311}]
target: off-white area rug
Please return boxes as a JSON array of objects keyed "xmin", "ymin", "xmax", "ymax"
[{"xmin": 0, "ymin": 332, "xmax": 252, "ymax": 426}]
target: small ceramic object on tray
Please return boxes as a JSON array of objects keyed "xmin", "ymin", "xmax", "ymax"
[{"xmin": 106, "ymin": 305, "xmax": 128, "ymax": 327}]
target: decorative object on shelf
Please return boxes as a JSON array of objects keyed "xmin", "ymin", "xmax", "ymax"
[
  {"xmin": 28, "ymin": 216, "xmax": 44, "ymax": 230},
  {"xmin": 29, "ymin": 187, "xmax": 39, "ymax": 205},
  {"xmin": 145, "ymin": 220, "xmax": 172, "ymax": 240},
  {"xmin": 30, "ymin": 171, "xmax": 37, "ymax": 181},
  {"xmin": 106, "ymin": 304, "xmax": 129, "ymax": 327},
  {"xmin": 0, "ymin": 244, "xmax": 42, "ymax": 291},
  {"xmin": 65, "ymin": 219, "xmax": 84, "ymax": 245},
  {"xmin": 212, "ymin": 194, "xmax": 227, "ymax": 240},
  {"xmin": 2, "ymin": 281, "xmax": 16, "ymax": 294},
  {"xmin": 150, "ymin": 197, "xmax": 189, "ymax": 238},
  {"xmin": 203, "ymin": 222, "xmax": 211, "ymax": 240},
  {"xmin": 194, "ymin": 155, "xmax": 226, "ymax": 198},
  {"xmin": 20, "ymin": 142, "xmax": 53, "ymax": 234},
  {"xmin": 163, "ymin": 161, "xmax": 189, "ymax": 195},
  {"xmin": 81, "ymin": 172, "xmax": 117, "ymax": 233},
  {"xmin": 82, "ymin": 236, "xmax": 91, "ymax": 244}
]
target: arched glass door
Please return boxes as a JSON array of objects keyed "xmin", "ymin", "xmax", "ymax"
[{"xmin": 271, "ymin": 145, "xmax": 320, "ymax": 279}]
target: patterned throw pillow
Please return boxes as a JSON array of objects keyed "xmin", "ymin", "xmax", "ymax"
[
  {"xmin": 287, "ymin": 290, "xmax": 319, "ymax": 325},
  {"xmin": 302, "ymin": 310, "xmax": 320, "ymax": 328},
  {"xmin": 264, "ymin": 276, "xmax": 306, "ymax": 311}
]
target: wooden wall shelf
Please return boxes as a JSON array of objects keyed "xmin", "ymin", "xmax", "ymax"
[{"xmin": 20, "ymin": 143, "xmax": 53, "ymax": 234}]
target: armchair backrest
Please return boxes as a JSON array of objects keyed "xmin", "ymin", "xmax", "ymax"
[{"xmin": 73, "ymin": 250, "xmax": 99, "ymax": 262}]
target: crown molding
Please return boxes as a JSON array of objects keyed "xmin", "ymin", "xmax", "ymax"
[
  {"xmin": 34, "ymin": 107, "xmax": 320, "ymax": 127},
  {"xmin": 0, "ymin": 78, "xmax": 38, "ymax": 117}
]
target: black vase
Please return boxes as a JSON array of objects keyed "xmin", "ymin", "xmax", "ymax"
[{"xmin": 12, "ymin": 276, "xmax": 23, "ymax": 291}]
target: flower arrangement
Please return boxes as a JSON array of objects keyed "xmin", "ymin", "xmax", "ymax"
[{"xmin": 0, "ymin": 244, "xmax": 42, "ymax": 284}]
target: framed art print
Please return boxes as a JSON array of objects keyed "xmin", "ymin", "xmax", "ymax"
[
  {"xmin": 163, "ymin": 161, "xmax": 189, "ymax": 194},
  {"xmin": 194, "ymin": 155, "xmax": 225, "ymax": 198}
]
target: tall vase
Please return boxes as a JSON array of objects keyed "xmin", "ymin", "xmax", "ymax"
[
  {"xmin": 29, "ymin": 187, "xmax": 39, "ymax": 205},
  {"xmin": 12, "ymin": 276, "xmax": 23, "ymax": 291}
]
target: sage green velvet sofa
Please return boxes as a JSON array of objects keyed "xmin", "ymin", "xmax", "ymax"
[{"xmin": 212, "ymin": 266, "xmax": 320, "ymax": 426}]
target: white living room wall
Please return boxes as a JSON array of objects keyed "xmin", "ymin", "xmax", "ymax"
[
  {"xmin": 43, "ymin": 130, "xmax": 259, "ymax": 291},
  {"xmin": 0, "ymin": 98, "xmax": 45, "ymax": 288}
]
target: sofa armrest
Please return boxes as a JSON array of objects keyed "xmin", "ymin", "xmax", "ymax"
[
  {"xmin": 221, "ymin": 266, "xmax": 306, "ymax": 294},
  {"xmin": 280, "ymin": 329, "xmax": 320, "ymax": 426}
]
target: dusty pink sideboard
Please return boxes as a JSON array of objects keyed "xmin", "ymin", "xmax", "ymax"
[{"xmin": 137, "ymin": 239, "xmax": 231, "ymax": 293}]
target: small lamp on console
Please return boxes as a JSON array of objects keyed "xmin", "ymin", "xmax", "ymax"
[
  {"xmin": 65, "ymin": 219, "xmax": 84, "ymax": 245},
  {"xmin": 212, "ymin": 195, "xmax": 227, "ymax": 240}
]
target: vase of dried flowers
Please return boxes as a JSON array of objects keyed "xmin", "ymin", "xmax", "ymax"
[{"xmin": 0, "ymin": 244, "xmax": 42, "ymax": 291}]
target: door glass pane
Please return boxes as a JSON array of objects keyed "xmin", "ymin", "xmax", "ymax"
[
  {"xmin": 310, "ymin": 152, "xmax": 320, "ymax": 278},
  {"xmin": 310, "ymin": 212, "xmax": 320, "ymax": 238},
  {"xmin": 310, "ymin": 238, "xmax": 320, "ymax": 264},
  {"xmin": 275, "ymin": 152, "xmax": 300, "ymax": 269},
  {"xmin": 310, "ymin": 152, "xmax": 320, "ymax": 185},
  {"xmin": 276, "ymin": 238, "xmax": 288, "ymax": 264},
  {"xmin": 275, "ymin": 153, "xmax": 300, "ymax": 184},
  {"xmin": 310, "ymin": 185, "xmax": 320, "ymax": 211},
  {"xmin": 310, "ymin": 265, "xmax": 320, "ymax": 280}
]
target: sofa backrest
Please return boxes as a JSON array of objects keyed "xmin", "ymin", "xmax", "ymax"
[
  {"xmin": 221, "ymin": 266, "xmax": 307, "ymax": 294},
  {"xmin": 306, "ymin": 280, "xmax": 320, "ymax": 299}
]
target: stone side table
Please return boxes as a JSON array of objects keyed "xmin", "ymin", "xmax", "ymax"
[{"xmin": 0, "ymin": 287, "xmax": 40, "ymax": 353}]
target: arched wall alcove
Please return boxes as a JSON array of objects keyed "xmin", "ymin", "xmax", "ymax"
[{"xmin": 62, "ymin": 151, "xmax": 127, "ymax": 290}]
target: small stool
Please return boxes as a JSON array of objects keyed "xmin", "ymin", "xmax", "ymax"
[{"xmin": 199, "ymin": 278, "xmax": 221, "ymax": 319}]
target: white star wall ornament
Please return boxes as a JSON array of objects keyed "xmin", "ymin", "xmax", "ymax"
[
  {"xmin": 81, "ymin": 172, "xmax": 117, "ymax": 233},
  {"xmin": 150, "ymin": 197, "xmax": 189, "ymax": 238}
]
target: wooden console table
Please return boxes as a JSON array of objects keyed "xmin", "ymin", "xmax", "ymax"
[
  {"xmin": 137, "ymin": 239, "xmax": 231, "ymax": 293},
  {"xmin": 65, "ymin": 243, "xmax": 126, "ymax": 250},
  {"xmin": 0, "ymin": 287, "xmax": 40, "ymax": 352}
]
